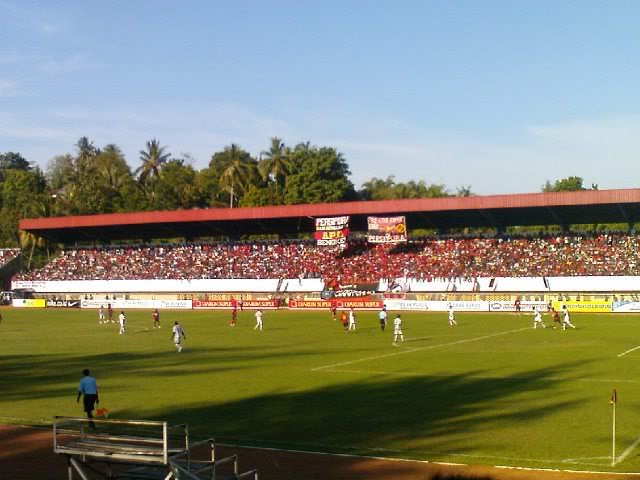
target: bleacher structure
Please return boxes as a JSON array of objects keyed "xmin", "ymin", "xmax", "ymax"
[{"xmin": 53, "ymin": 417, "xmax": 258, "ymax": 480}]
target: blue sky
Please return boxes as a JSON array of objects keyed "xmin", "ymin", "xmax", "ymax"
[{"xmin": 1, "ymin": 0, "xmax": 639, "ymax": 194}]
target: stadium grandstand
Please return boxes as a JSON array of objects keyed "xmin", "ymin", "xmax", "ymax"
[
  {"xmin": 11, "ymin": 188, "xmax": 640, "ymax": 306},
  {"xmin": 0, "ymin": 248, "xmax": 21, "ymax": 295}
]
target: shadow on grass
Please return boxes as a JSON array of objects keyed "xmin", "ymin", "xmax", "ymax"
[
  {"xmin": 0, "ymin": 346, "xmax": 326, "ymax": 401},
  {"xmin": 0, "ymin": 347, "xmax": 593, "ymax": 479}
]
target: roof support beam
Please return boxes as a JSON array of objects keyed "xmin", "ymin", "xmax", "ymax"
[{"xmin": 617, "ymin": 204, "xmax": 629, "ymax": 224}]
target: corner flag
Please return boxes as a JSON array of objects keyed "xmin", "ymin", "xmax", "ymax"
[{"xmin": 610, "ymin": 388, "xmax": 617, "ymax": 405}]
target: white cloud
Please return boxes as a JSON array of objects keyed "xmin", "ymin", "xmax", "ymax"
[
  {"xmin": 0, "ymin": 79, "xmax": 19, "ymax": 96},
  {"xmin": 38, "ymin": 53, "xmax": 105, "ymax": 74},
  {"xmin": 528, "ymin": 115, "xmax": 640, "ymax": 148},
  {"xmin": 0, "ymin": 1, "xmax": 72, "ymax": 35}
]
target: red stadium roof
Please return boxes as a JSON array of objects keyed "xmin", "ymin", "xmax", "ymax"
[{"xmin": 20, "ymin": 188, "xmax": 640, "ymax": 243}]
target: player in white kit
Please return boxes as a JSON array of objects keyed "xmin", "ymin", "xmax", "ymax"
[
  {"xmin": 448, "ymin": 305, "xmax": 457, "ymax": 326},
  {"xmin": 98, "ymin": 306, "xmax": 106, "ymax": 324},
  {"xmin": 561, "ymin": 305, "xmax": 576, "ymax": 330},
  {"xmin": 533, "ymin": 306, "xmax": 546, "ymax": 329},
  {"xmin": 172, "ymin": 321, "xmax": 186, "ymax": 352},
  {"xmin": 393, "ymin": 314, "xmax": 404, "ymax": 345},
  {"xmin": 254, "ymin": 309, "xmax": 263, "ymax": 330},
  {"xmin": 118, "ymin": 311, "xmax": 126, "ymax": 334},
  {"xmin": 348, "ymin": 308, "xmax": 356, "ymax": 331}
]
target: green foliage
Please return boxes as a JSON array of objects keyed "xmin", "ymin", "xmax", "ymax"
[
  {"xmin": 136, "ymin": 139, "xmax": 171, "ymax": 190},
  {"xmin": 284, "ymin": 146, "xmax": 356, "ymax": 204},
  {"xmin": 360, "ymin": 175, "xmax": 450, "ymax": 200},
  {"xmin": 149, "ymin": 160, "xmax": 205, "ymax": 210},
  {"xmin": 259, "ymin": 137, "xmax": 292, "ymax": 190},
  {"xmin": 240, "ymin": 183, "xmax": 283, "ymax": 207},
  {"xmin": 193, "ymin": 168, "xmax": 226, "ymax": 208},
  {"xmin": 0, "ymin": 168, "xmax": 47, "ymax": 245},
  {"xmin": 46, "ymin": 154, "xmax": 75, "ymax": 192},
  {"xmin": 0, "ymin": 151, "xmax": 31, "ymax": 174},
  {"xmin": 541, "ymin": 176, "xmax": 588, "ymax": 192},
  {"xmin": 214, "ymin": 144, "xmax": 258, "ymax": 208}
]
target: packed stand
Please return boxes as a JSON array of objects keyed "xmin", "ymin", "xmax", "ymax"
[
  {"xmin": 0, "ymin": 249, "xmax": 20, "ymax": 268},
  {"xmin": 13, "ymin": 233, "xmax": 640, "ymax": 283}
]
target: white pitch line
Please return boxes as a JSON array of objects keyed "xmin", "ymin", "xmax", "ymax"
[
  {"xmin": 218, "ymin": 442, "xmax": 640, "ymax": 475},
  {"xmin": 615, "ymin": 434, "xmax": 640, "ymax": 465},
  {"xmin": 618, "ymin": 345, "xmax": 640, "ymax": 357},
  {"xmin": 322, "ymin": 368, "xmax": 640, "ymax": 385},
  {"xmin": 312, "ymin": 327, "xmax": 530, "ymax": 371}
]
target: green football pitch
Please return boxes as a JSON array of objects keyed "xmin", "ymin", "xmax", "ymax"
[{"xmin": 2, "ymin": 307, "xmax": 640, "ymax": 473}]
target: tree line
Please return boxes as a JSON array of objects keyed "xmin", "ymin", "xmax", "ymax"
[{"xmin": 0, "ymin": 137, "xmax": 591, "ymax": 249}]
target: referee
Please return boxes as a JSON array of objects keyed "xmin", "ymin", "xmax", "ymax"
[{"xmin": 77, "ymin": 369, "xmax": 99, "ymax": 429}]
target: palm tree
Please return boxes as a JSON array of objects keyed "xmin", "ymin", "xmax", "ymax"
[
  {"xmin": 218, "ymin": 144, "xmax": 256, "ymax": 208},
  {"xmin": 456, "ymin": 185, "xmax": 473, "ymax": 197},
  {"xmin": 136, "ymin": 139, "xmax": 170, "ymax": 189},
  {"xmin": 294, "ymin": 140, "xmax": 313, "ymax": 153},
  {"xmin": 260, "ymin": 137, "xmax": 292, "ymax": 189},
  {"xmin": 75, "ymin": 136, "xmax": 97, "ymax": 176}
]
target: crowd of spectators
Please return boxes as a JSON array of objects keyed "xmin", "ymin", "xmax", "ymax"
[
  {"xmin": 0, "ymin": 249, "xmax": 20, "ymax": 268},
  {"xmin": 13, "ymin": 233, "xmax": 640, "ymax": 283}
]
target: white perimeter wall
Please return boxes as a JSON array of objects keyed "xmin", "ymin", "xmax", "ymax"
[{"xmin": 12, "ymin": 276, "xmax": 640, "ymax": 293}]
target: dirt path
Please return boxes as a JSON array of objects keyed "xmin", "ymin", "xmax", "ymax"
[{"xmin": 1, "ymin": 424, "xmax": 638, "ymax": 479}]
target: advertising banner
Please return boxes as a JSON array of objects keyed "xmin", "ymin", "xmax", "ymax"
[
  {"xmin": 612, "ymin": 302, "xmax": 640, "ymax": 313},
  {"xmin": 367, "ymin": 216, "xmax": 408, "ymax": 243},
  {"xmin": 383, "ymin": 299, "xmax": 489, "ymax": 312},
  {"xmin": 12, "ymin": 299, "xmax": 46, "ymax": 308},
  {"xmin": 552, "ymin": 300, "xmax": 612, "ymax": 313},
  {"xmin": 314, "ymin": 216, "xmax": 350, "ymax": 246},
  {"xmin": 322, "ymin": 283, "xmax": 379, "ymax": 299},
  {"xmin": 288, "ymin": 299, "xmax": 383, "ymax": 310},
  {"xmin": 80, "ymin": 299, "xmax": 193, "ymax": 310},
  {"xmin": 46, "ymin": 300, "xmax": 80, "ymax": 308},
  {"xmin": 193, "ymin": 299, "xmax": 279, "ymax": 310},
  {"xmin": 489, "ymin": 301, "xmax": 548, "ymax": 312}
]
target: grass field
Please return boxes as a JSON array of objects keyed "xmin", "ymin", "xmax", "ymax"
[{"xmin": 2, "ymin": 306, "xmax": 640, "ymax": 473}]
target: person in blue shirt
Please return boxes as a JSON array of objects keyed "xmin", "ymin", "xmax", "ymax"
[
  {"xmin": 378, "ymin": 307, "xmax": 388, "ymax": 331},
  {"xmin": 77, "ymin": 369, "xmax": 99, "ymax": 429}
]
